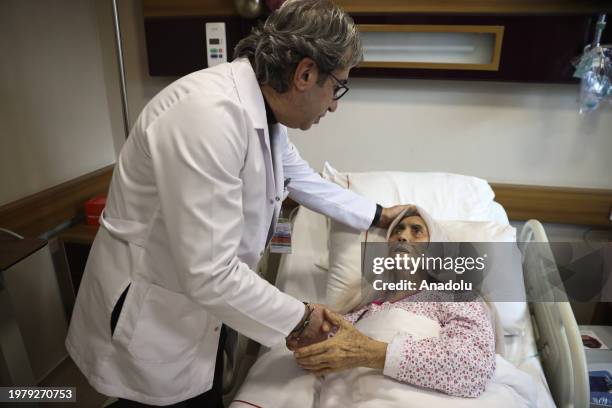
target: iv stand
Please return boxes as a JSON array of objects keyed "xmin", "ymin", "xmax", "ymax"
[{"xmin": 111, "ymin": 0, "xmax": 131, "ymax": 139}]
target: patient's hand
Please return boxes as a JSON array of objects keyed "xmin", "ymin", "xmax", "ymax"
[
  {"xmin": 293, "ymin": 309, "xmax": 388, "ymax": 376},
  {"xmin": 286, "ymin": 304, "xmax": 333, "ymax": 351}
]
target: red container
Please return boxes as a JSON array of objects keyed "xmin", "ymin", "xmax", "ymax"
[{"xmin": 85, "ymin": 196, "xmax": 106, "ymax": 226}]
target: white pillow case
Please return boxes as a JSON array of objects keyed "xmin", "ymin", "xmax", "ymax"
[
  {"xmin": 322, "ymin": 162, "xmax": 496, "ymax": 221},
  {"xmin": 316, "ymin": 163, "xmax": 498, "ymax": 270}
]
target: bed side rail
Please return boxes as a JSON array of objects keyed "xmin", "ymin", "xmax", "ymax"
[{"xmin": 520, "ymin": 219, "xmax": 589, "ymax": 408}]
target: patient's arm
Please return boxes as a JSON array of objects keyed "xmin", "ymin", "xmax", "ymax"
[{"xmin": 383, "ymin": 301, "xmax": 495, "ymax": 398}]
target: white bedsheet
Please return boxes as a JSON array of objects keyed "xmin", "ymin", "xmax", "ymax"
[
  {"xmin": 231, "ymin": 305, "xmax": 537, "ymax": 408},
  {"xmin": 239, "ymin": 206, "xmax": 555, "ymax": 408}
]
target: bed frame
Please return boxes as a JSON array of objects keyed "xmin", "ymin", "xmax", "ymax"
[
  {"xmin": 223, "ymin": 218, "xmax": 590, "ymax": 408},
  {"xmin": 519, "ymin": 220, "xmax": 589, "ymax": 408}
]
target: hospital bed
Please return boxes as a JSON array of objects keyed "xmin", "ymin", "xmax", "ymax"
[{"xmin": 224, "ymin": 177, "xmax": 589, "ymax": 408}]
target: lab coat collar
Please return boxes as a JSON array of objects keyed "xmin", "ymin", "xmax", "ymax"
[{"xmin": 231, "ymin": 58, "xmax": 267, "ymax": 130}]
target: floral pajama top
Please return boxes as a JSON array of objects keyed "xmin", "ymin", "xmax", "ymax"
[{"xmin": 342, "ymin": 291, "xmax": 496, "ymax": 398}]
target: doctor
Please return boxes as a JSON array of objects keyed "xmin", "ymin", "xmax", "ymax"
[{"xmin": 66, "ymin": 0, "xmax": 409, "ymax": 406}]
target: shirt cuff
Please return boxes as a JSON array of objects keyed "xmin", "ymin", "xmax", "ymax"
[
  {"xmin": 370, "ymin": 204, "xmax": 383, "ymax": 227},
  {"xmin": 383, "ymin": 332, "xmax": 412, "ymax": 379}
]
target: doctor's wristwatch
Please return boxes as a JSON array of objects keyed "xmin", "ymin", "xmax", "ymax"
[{"xmin": 289, "ymin": 302, "xmax": 314, "ymax": 338}]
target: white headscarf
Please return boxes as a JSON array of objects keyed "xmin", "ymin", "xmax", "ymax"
[{"xmin": 385, "ymin": 205, "xmax": 448, "ymax": 243}]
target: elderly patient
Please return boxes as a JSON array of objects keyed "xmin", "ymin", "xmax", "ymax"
[
  {"xmin": 229, "ymin": 207, "xmax": 542, "ymax": 408},
  {"xmin": 292, "ymin": 206, "xmax": 496, "ymax": 398}
]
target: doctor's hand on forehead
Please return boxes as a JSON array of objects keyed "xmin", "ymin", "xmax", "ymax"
[{"xmin": 376, "ymin": 204, "xmax": 418, "ymax": 229}]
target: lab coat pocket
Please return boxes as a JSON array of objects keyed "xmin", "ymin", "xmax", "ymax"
[
  {"xmin": 110, "ymin": 280, "xmax": 150, "ymax": 352},
  {"xmin": 127, "ymin": 283, "xmax": 209, "ymax": 363},
  {"xmin": 110, "ymin": 282, "xmax": 131, "ymax": 337}
]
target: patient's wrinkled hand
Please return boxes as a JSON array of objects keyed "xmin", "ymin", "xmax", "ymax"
[
  {"xmin": 293, "ymin": 309, "xmax": 388, "ymax": 376},
  {"xmin": 286, "ymin": 304, "xmax": 333, "ymax": 351},
  {"xmin": 378, "ymin": 204, "xmax": 417, "ymax": 228}
]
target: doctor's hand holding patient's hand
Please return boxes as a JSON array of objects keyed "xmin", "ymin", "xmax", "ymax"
[
  {"xmin": 293, "ymin": 309, "xmax": 388, "ymax": 376},
  {"xmin": 286, "ymin": 304, "xmax": 333, "ymax": 351},
  {"xmin": 377, "ymin": 205, "xmax": 417, "ymax": 228}
]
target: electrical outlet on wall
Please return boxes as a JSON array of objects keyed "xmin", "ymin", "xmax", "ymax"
[{"xmin": 205, "ymin": 22, "xmax": 227, "ymax": 67}]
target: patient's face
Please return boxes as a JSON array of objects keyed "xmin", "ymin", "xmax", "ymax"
[
  {"xmin": 388, "ymin": 216, "xmax": 429, "ymax": 244},
  {"xmin": 387, "ymin": 215, "xmax": 430, "ymax": 259}
]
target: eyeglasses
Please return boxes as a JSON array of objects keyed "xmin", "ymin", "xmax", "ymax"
[{"xmin": 329, "ymin": 72, "xmax": 349, "ymax": 101}]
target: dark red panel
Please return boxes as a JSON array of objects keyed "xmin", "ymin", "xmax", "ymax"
[{"xmin": 144, "ymin": 17, "xmax": 256, "ymax": 76}]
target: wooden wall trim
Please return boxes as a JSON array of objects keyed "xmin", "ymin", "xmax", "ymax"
[
  {"xmin": 0, "ymin": 166, "xmax": 114, "ymax": 238},
  {"xmin": 143, "ymin": 0, "xmax": 612, "ymax": 18},
  {"xmin": 1, "ymin": 165, "xmax": 608, "ymax": 240},
  {"xmin": 336, "ymin": 0, "xmax": 612, "ymax": 15},
  {"xmin": 285, "ymin": 184, "xmax": 612, "ymax": 227},
  {"xmin": 144, "ymin": 0, "xmax": 237, "ymax": 18},
  {"xmin": 490, "ymin": 183, "xmax": 612, "ymax": 226}
]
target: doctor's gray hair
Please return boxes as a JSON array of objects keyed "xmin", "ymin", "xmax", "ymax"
[{"xmin": 234, "ymin": 0, "xmax": 362, "ymax": 93}]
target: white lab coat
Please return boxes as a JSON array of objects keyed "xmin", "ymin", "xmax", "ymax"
[{"xmin": 65, "ymin": 58, "xmax": 376, "ymax": 405}]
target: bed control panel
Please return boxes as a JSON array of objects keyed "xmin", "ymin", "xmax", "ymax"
[{"xmin": 205, "ymin": 22, "xmax": 227, "ymax": 67}]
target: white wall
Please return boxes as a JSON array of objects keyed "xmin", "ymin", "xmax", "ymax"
[
  {"xmin": 288, "ymin": 78, "xmax": 612, "ymax": 189},
  {"xmin": 0, "ymin": 1, "xmax": 120, "ymax": 382},
  {"xmin": 0, "ymin": 0, "xmax": 118, "ymax": 206}
]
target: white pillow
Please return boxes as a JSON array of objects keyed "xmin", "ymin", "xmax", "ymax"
[
  {"xmin": 317, "ymin": 163, "xmax": 499, "ymax": 270},
  {"xmin": 326, "ymin": 219, "xmax": 528, "ymax": 336},
  {"xmin": 322, "ymin": 162, "xmax": 495, "ymax": 221}
]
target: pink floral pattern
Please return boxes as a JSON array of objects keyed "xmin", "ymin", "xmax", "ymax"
[{"xmin": 343, "ymin": 291, "xmax": 496, "ymax": 398}]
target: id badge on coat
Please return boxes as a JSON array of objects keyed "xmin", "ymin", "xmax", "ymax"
[{"xmin": 270, "ymin": 219, "xmax": 292, "ymax": 253}]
